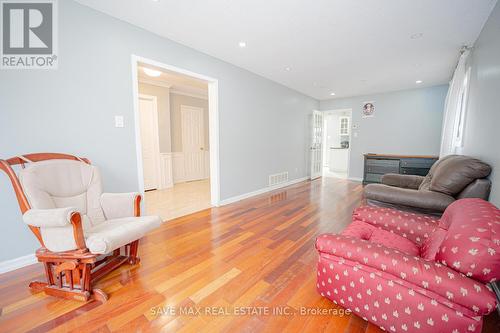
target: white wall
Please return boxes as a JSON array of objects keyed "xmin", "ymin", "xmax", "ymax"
[
  {"xmin": 320, "ymin": 85, "xmax": 448, "ymax": 179},
  {"xmin": 325, "ymin": 114, "xmax": 341, "ymax": 149},
  {"xmin": 323, "ymin": 114, "xmax": 337, "ymax": 167},
  {"xmin": 461, "ymin": 1, "xmax": 500, "ymax": 206},
  {"xmin": 0, "ymin": 0, "xmax": 318, "ymax": 262}
]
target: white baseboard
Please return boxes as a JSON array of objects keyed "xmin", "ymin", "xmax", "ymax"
[
  {"xmin": 219, "ymin": 177, "xmax": 309, "ymax": 206},
  {"xmin": 0, "ymin": 253, "xmax": 37, "ymax": 274},
  {"xmin": 347, "ymin": 177, "xmax": 363, "ymax": 182}
]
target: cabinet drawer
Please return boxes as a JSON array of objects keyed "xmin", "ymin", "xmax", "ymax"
[
  {"xmin": 400, "ymin": 167, "xmax": 430, "ymax": 176},
  {"xmin": 400, "ymin": 158, "xmax": 436, "ymax": 168},
  {"xmin": 366, "ymin": 164, "xmax": 400, "ymax": 174},
  {"xmin": 365, "ymin": 158, "xmax": 400, "ymax": 168},
  {"xmin": 365, "ymin": 173, "xmax": 383, "ymax": 183}
]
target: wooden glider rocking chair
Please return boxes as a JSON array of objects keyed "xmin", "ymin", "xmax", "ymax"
[{"xmin": 0, "ymin": 153, "xmax": 162, "ymax": 302}]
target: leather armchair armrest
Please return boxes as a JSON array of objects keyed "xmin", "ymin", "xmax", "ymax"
[
  {"xmin": 316, "ymin": 234, "xmax": 497, "ymax": 316},
  {"xmin": 364, "ymin": 184, "xmax": 454, "ymax": 213},
  {"xmin": 381, "ymin": 173, "xmax": 425, "ymax": 189},
  {"xmin": 100, "ymin": 192, "xmax": 141, "ymax": 220},
  {"xmin": 456, "ymin": 178, "xmax": 492, "ymax": 200}
]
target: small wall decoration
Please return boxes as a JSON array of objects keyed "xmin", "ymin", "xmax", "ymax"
[{"xmin": 362, "ymin": 101, "xmax": 375, "ymax": 118}]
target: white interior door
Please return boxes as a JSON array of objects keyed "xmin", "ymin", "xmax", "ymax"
[
  {"xmin": 181, "ymin": 105, "xmax": 205, "ymax": 181},
  {"xmin": 139, "ymin": 95, "xmax": 160, "ymax": 191},
  {"xmin": 310, "ymin": 110, "xmax": 324, "ymax": 180}
]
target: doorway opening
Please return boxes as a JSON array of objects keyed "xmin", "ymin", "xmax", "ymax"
[
  {"xmin": 322, "ymin": 109, "xmax": 352, "ymax": 179},
  {"xmin": 131, "ymin": 55, "xmax": 220, "ymax": 221}
]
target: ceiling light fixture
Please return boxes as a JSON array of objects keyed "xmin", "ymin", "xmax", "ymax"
[
  {"xmin": 330, "ymin": 92, "xmax": 336, "ymax": 96},
  {"xmin": 285, "ymin": 66, "xmax": 291, "ymax": 71},
  {"xmin": 410, "ymin": 33, "xmax": 424, "ymax": 39},
  {"xmin": 143, "ymin": 68, "xmax": 162, "ymax": 77},
  {"xmin": 238, "ymin": 41, "xmax": 246, "ymax": 48},
  {"xmin": 416, "ymin": 80, "xmax": 423, "ymax": 84}
]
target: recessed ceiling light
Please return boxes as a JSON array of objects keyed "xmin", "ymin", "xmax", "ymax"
[
  {"xmin": 143, "ymin": 68, "xmax": 161, "ymax": 77},
  {"xmin": 330, "ymin": 92, "xmax": 336, "ymax": 96},
  {"xmin": 285, "ymin": 66, "xmax": 291, "ymax": 71},
  {"xmin": 238, "ymin": 41, "xmax": 247, "ymax": 48},
  {"xmin": 410, "ymin": 33, "xmax": 424, "ymax": 39},
  {"xmin": 416, "ymin": 80, "xmax": 423, "ymax": 84}
]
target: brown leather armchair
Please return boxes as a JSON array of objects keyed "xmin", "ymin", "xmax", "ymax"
[{"xmin": 364, "ymin": 155, "xmax": 492, "ymax": 215}]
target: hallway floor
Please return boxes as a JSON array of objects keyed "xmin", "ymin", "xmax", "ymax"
[
  {"xmin": 323, "ymin": 166, "xmax": 348, "ymax": 179},
  {"xmin": 145, "ymin": 179, "xmax": 211, "ymax": 221}
]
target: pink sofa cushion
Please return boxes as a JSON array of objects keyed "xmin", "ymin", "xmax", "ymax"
[
  {"xmin": 419, "ymin": 228, "xmax": 447, "ymax": 260},
  {"xmin": 341, "ymin": 220, "xmax": 420, "ymax": 256},
  {"xmin": 436, "ymin": 199, "xmax": 500, "ymax": 283},
  {"xmin": 352, "ymin": 205, "xmax": 440, "ymax": 245}
]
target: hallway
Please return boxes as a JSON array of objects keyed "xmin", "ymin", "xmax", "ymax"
[{"xmin": 145, "ymin": 179, "xmax": 211, "ymax": 221}]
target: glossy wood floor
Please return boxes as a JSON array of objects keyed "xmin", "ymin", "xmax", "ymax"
[
  {"xmin": 145, "ymin": 179, "xmax": 211, "ymax": 221},
  {"xmin": 1, "ymin": 178, "xmax": 498, "ymax": 333}
]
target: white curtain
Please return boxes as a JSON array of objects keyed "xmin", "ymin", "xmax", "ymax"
[{"xmin": 439, "ymin": 50, "xmax": 471, "ymax": 157}]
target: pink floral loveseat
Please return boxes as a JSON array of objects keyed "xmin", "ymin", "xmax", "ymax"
[{"xmin": 316, "ymin": 198, "xmax": 499, "ymax": 333}]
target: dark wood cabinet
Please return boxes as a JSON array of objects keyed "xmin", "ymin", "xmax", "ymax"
[{"xmin": 363, "ymin": 154, "xmax": 438, "ymax": 185}]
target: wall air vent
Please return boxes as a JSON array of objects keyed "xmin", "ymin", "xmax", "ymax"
[{"xmin": 268, "ymin": 172, "xmax": 289, "ymax": 187}]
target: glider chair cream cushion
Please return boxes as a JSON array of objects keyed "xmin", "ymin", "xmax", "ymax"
[
  {"xmin": 19, "ymin": 159, "xmax": 162, "ymax": 254},
  {"xmin": 0, "ymin": 153, "xmax": 162, "ymax": 302}
]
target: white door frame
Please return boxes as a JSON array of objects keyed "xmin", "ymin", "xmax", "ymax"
[
  {"xmin": 131, "ymin": 55, "xmax": 220, "ymax": 207},
  {"xmin": 138, "ymin": 94, "xmax": 161, "ymax": 190},
  {"xmin": 321, "ymin": 109, "xmax": 352, "ymax": 178}
]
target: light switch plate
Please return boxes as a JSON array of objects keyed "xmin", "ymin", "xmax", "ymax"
[{"xmin": 115, "ymin": 115, "xmax": 124, "ymax": 128}]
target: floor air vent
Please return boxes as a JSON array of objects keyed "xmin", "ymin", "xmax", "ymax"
[{"xmin": 269, "ymin": 172, "xmax": 289, "ymax": 186}]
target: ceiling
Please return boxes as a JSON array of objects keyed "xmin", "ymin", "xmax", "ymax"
[
  {"xmin": 138, "ymin": 63, "xmax": 208, "ymax": 99},
  {"xmin": 77, "ymin": 0, "xmax": 497, "ymax": 100}
]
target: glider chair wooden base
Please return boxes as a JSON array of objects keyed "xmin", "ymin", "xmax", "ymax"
[
  {"xmin": 0, "ymin": 153, "xmax": 162, "ymax": 302},
  {"xmin": 28, "ymin": 240, "xmax": 140, "ymax": 302}
]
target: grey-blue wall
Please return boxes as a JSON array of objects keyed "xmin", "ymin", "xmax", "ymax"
[
  {"xmin": 319, "ymin": 85, "xmax": 448, "ymax": 179},
  {"xmin": 0, "ymin": 0, "xmax": 318, "ymax": 261},
  {"xmin": 462, "ymin": 1, "xmax": 500, "ymax": 206}
]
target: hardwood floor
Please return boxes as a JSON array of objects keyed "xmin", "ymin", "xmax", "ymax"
[
  {"xmin": 145, "ymin": 179, "xmax": 211, "ymax": 221},
  {"xmin": 0, "ymin": 178, "xmax": 498, "ymax": 332}
]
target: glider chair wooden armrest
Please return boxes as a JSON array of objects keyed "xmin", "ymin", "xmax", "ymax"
[{"xmin": 0, "ymin": 153, "xmax": 163, "ymax": 302}]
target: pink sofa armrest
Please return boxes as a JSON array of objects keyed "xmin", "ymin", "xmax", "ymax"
[
  {"xmin": 316, "ymin": 233, "xmax": 497, "ymax": 315},
  {"xmin": 352, "ymin": 205, "xmax": 441, "ymax": 245}
]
